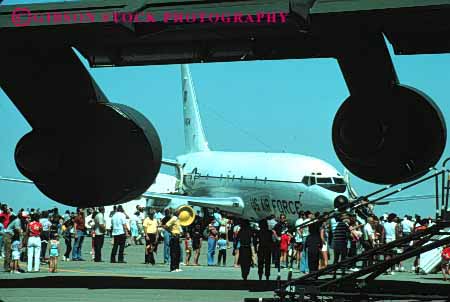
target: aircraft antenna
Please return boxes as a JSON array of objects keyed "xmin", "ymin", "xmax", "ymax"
[{"xmin": 201, "ymin": 102, "xmax": 275, "ymax": 152}]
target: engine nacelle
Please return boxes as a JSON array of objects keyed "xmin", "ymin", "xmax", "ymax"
[
  {"xmin": 14, "ymin": 103, "xmax": 162, "ymax": 207},
  {"xmin": 332, "ymin": 84, "xmax": 446, "ymax": 184}
]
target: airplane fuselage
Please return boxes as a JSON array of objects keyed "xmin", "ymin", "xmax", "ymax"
[{"xmin": 177, "ymin": 151, "xmax": 349, "ymax": 225}]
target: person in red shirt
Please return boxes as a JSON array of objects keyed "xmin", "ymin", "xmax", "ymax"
[
  {"xmin": 441, "ymin": 244, "xmax": 450, "ymax": 281},
  {"xmin": 280, "ymin": 231, "xmax": 291, "ymax": 268},
  {"xmin": 0, "ymin": 204, "xmax": 11, "ymax": 228},
  {"xmin": 27, "ymin": 213, "xmax": 43, "ymax": 272},
  {"xmin": 72, "ymin": 208, "xmax": 86, "ymax": 261}
]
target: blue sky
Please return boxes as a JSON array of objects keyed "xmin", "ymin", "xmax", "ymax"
[{"xmin": 1, "ymin": 0, "xmax": 450, "ymax": 217}]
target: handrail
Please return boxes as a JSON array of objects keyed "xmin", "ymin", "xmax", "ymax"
[{"xmin": 443, "ymin": 157, "xmax": 450, "ymax": 216}]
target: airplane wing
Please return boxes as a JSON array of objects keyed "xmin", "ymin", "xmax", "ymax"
[
  {"xmin": 142, "ymin": 192, "xmax": 245, "ymax": 216},
  {"xmin": 0, "ymin": 176, "xmax": 33, "ymax": 184}
]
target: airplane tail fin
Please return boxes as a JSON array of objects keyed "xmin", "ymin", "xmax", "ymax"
[{"xmin": 181, "ymin": 64, "xmax": 210, "ymax": 153}]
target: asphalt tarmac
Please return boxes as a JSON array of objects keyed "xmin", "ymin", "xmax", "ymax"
[{"xmin": 0, "ymin": 236, "xmax": 449, "ymax": 301}]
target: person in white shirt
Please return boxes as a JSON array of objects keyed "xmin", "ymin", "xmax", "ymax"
[
  {"xmin": 384, "ymin": 215, "xmax": 397, "ymax": 243},
  {"xmin": 294, "ymin": 211, "xmax": 305, "ymax": 270},
  {"xmin": 85, "ymin": 209, "xmax": 94, "ymax": 234},
  {"xmin": 362, "ymin": 216, "xmax": 375, "ymax": 268},
  {"xmin": 39, "ymin": 211, "xmax": 52, "ymax": 261},
  {"xmin": 110, "ymin": 205, "xmax": 129, "ymax": 263},
  {"xmin": 136, "ymin": 206, "xmax": 146, "ymax": 245},
  {"xmin": 93, "ymin": 207, "xmax": 106, "ymax": 262},
  {"xmin": 401, "ymin": 215, "xmax": 413, "ymax": 237},
  {"xmin": 267, "ymin": 215, "xmax": 277, "ymax": 231},
  {"xmin": 130, "ymin": 212, "xmax": 142, "ymax": 245},
  {"xmin": 155, "ymin": 211, "xmax": 164, "ymax": 221},
  {"xmin": 383, "ymin": 214, "xmax": 398, "ymax": 274},
  {"xmin": 299, "ymin": 211, "xmax": 312, "ymax": 273},
  {"xmin": 213, "ymin": 208, "xmax": 222, "ymax": 229},
  {"xmin": 302, "ymin": 212, "xmax": 312, "ymax": 238}
]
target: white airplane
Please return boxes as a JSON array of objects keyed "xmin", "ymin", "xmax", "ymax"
[{"xmin": 143, "ymin": 64, "xmax": 353, "ymax": 226}]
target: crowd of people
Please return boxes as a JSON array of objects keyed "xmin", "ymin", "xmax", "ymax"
[{"xmin": 1, "ymin": 201, "xmax": 450, "ymax": 281}]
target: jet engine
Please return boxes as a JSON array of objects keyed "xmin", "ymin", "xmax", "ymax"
[
  {"xmin": 0, "ymin": 46, "xmax": 163, "ymax": 208},
  {"xmin": 14, "ymin": 103, "xmax": 162, "ymax": 207},
  {"xmin": 332, "ymin": 84, "xmax": 446, "ymax": 184},
  {"xmin": 333, "ymin": 32, "xmax": 447, "ymax": 185}
]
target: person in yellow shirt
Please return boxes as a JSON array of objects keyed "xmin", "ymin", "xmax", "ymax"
[
  {"xmin": 143, "ymin": 211, "xmax": 159, "ymax": 265},
  {"xmin": 163, "ymin": 209, "xmax": 182, "ymax": 272}
]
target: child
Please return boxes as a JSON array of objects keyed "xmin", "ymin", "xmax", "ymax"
[
  {"xmin": 441, "ymin": 244, "xmax": 450, "ymax": 281},
  {"xmin": 145, "ymin": 240, "xmax": 154, "ymax": 265},
  {"xmin": 280, "ymin": 231, "xmax": 291, "ymax": 268},
  {"xmin": 11, "ymin": 230, "xmax": 22, "ymax": 274},
  {"xmin": 48, "ymin": 233, "xmax": 60, "ymax": 273},
  {"xmin": 184, "ymin": 232, "xmax": 193, "ymax": 265},
  {"xmin": 217, "ymin": 233, "xmax": 227, "ymax": 266}
]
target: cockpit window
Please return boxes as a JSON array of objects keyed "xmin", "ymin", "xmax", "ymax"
[
  {"xmin": 333, "ymin": 178, "xmax": 345, "ymax": 184},
  {"xmin": 302, "ymin": 176, "xmax": 316, "ymax": 186},
  {"xmin": 313, "ymin": 177, "xmax": 347, "ymax": 193},
  {"xmin": 303, "ymin": 176, "xmax": 346, "ymax": 192},
  {"xmin": 316, "ymin": 177, "xmax": 332, "ymax": 184}
]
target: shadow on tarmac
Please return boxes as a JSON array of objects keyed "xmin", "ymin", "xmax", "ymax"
[
  {"xmin": 1, "ymin": 276, "xmax": 450, "ymax": 297},
  {"xmin": 0, "ymin": 276, "xmax": 279, "ymax": 292}
]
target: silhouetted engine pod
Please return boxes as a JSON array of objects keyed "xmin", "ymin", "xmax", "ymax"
[
  {"xmin": 14, "ymin": 103, "xmax": 162, "ymax": 207},
  {"xmin": 332, "ymin": 84, "xmax": 446, "ymax": 184}
]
